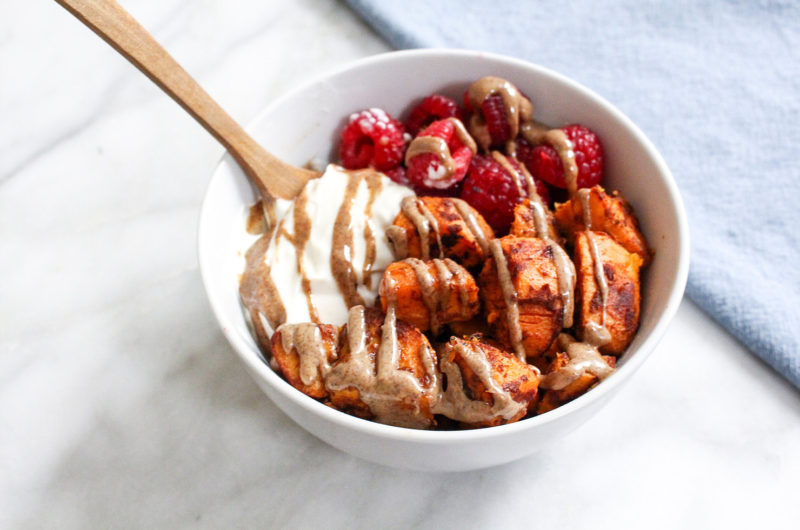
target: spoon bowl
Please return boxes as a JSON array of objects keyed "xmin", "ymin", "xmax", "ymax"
[{"xmin": 199, "ymin": 49, "xmax": 690, "ymax": 471}]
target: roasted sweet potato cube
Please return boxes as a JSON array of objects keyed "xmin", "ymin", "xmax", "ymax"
[
  {"xmin": 436, "ymin": 336, "xmax": 539, "ymax": 428},
  {"xmin": 326, "ymin": 307, "xmax": 439, "ymax": 428},
  {"xmin": 510, "ymin": 199, "xmax": 560, "ymax": 241},
  {"xmin": 536, "ymin": 351, "xmax": 616, "ymax": 414},
  {"xmin": 379, "ymin": 258, "xmax": 479, "ymax": 333},
  {"xmin": 390, "ymin": 196, "xmax": 494, "ymax": 268},
  {"xmin": 479, "ymin": 236, "xmax": 563, "ymax": 358},
  {"xmin": 271, "ymin": 323, "xmax": 341, "ymax": 399},
  {"xmin": 446, "ymin": 317, "xmax": 491, "ymax": 339},
  {"xmin": 554, "ymin": 186, "xmax": 651, "ymax": 265},
  {"xmin": 574, "ymin": 231, "xmax": 643, "ymax": 355}
]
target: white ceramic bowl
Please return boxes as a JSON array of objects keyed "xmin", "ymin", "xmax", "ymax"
[{"xmin": 198, "ymin": 49, "xmax": 689, "ymax": 472}]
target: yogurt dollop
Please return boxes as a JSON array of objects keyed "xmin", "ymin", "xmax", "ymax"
[{"xmin": 240, "ymin": 164, "xmax": 413, "ymax": 341}]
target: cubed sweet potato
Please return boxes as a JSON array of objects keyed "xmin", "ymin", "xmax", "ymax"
[
  {"xmin": 479, "ymin": 236, "xmax": 563, "ymax": 359},
  {"xmin": 554, "ymin": 186, "xmax": 651, "ymax": 265},
  {"xmin": 574, "ymin": 231, "xmax": 643, "ymax": 354},
  {"xmin": 379, "ymin": 258, "xmax": 479, "ymax": 333}
]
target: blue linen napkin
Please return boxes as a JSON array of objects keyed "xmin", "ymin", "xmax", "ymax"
[{"xmin": 345, "ymin": 0, "xmax": 800, "ymax": 388}]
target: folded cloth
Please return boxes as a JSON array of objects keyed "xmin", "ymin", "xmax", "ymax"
[{"xmin": 345, "ymin": 0, "xmax": 800, "ymax": 388}]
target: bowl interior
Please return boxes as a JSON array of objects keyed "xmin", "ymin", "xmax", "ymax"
[{"xmin": 198, "ymin": 49, "xmax": 689, "ymax": 442}]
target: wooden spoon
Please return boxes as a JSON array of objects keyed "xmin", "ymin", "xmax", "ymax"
[{"xmin": 55, "ymin": 0, "xmax": 320, "ymax": 200}]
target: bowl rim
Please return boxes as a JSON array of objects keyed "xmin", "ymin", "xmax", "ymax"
[{"xmin": 198, "ymin": 48, "xmax": 690, "ymax": 444}]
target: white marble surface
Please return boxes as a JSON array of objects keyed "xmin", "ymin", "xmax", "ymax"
[{"xmin": 1, "ymin": 1, "xmax": 798, "ymax": 528}]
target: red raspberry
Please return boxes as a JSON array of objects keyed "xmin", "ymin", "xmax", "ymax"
[
  {"xmin": 520, "ymin": 124, "xmax": 604, "ymax": 190},
  {"xmin": 384, "ymin": 166, "xmax": 410, "ymax": 187},
  {"xmin": 405, "ymin": 94, "xmax": 462, "ymax": 136},
  {"xmin": 531, "ymin": 174, "xmax": 551, "ymax": 206},
  {"xmin": 413, "ymin": 182, "xmax": 463, "ymax": 197},
  {"xmin": 339, "ymin": 108, "xmax": 407, "ymax": 171},
  {"xmin": 481, "ymin": 94, "xmax": 512, "ymax": 147},
  {"xmin": 460, "ymin": 154, "xmax": 529, "ymax": 233},
  {"xmin": 406, "ymin": 119, "xmax": 474, "ymax": 191}
]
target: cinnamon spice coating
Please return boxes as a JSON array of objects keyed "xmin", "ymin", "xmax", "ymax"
[
  {"xmin": 535, "ymin": 351, "xmax": 616, "ymax": 414},
  {"xmin": 510, "ymin": 199, "xmax": 561, "ymax": 242},
  {"xmin": 574, "ymin": 231, "xmax": 643, "ymax": 355},
  {"xmin": 379, "ymin": 259, "xmax": 479, "ymax": 332},
  {"xmin": 554, "ymin": 185, "xmax": 651, "ymax": 265},
  {"xmin": 479, "ymin": 236, "xmax": 563, "ymax": 360},
  {"xmin": 439, "ymin": 335, "xmax": 539, "ymax": 428},
  {"xmin": 327, "ymin": 308, "xmax": 438, "ymax": 426},
  {"xmin": 391, "ymin": 196, "xmax": 494, "ymax": 268},
  {"xmin": 270, "ymin": 324, "xmax": 341, "ymax": 399}
]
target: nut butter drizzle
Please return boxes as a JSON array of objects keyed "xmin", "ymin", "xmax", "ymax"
[
  {"xmin": 361, "ymin": 174, "xmax": 384, "ymax": 289},
  {"xmin": 388, "ymin": 197, "xmax": 490, "ymax": 260},
  {"xmin": 432, "ymin": 340, "xmax": 526, "ymax": 423},
  {"xmin": 404, "ymin": 118, "xmax": 478, "ymax": 183},
  {"xmin": 403, "ymin": 257, "xmax": 470, "ymax": 334},
  {"xmin": 488, "ymin": 238, "xmax": 526, "ymax": 361},
  {"xmin": 386, "ymin": 225, "xmax": 408, "ymax": 259},
  {"xmin": 519, "ymin": 121, "xmax": 579, "ymax": 196},
  {"xmin": 451, "ymin": 198, "xmax": 490, "ymax": 254},
  {"xmin": 467, "ymin": 76, "xmax": 533, "ymax": 151},
  {"xmin": 240, "ymin": 233, "xmax": 287, "ymax": 341},
  {"xmin": 324, "ymin": 305, "xmax": 439, "ymax": 428},
  {"xmin": 517, "ymin": 121, "xmax": 612, "ymax": 353},
  {"xmin": 491, "ymin": 151, "xmax": 576, "ymax": 328},
  {"xmin": 577, "ymin": 188, "xmax": 612, "ymax": 346},
  {"xmin": 540, "ymin": 333, "xmax": 613, "ymax": 390},
  {"xmin": 405, "ymin": 136, "xmax": 454, "ymax": 175},
  {"xmin": 331, "ymin": 169, "xmax": 385, "ymax": 308},
  {"xmin": 293, "ymin": 187, "xmax": 320, "ymax": 323},
  {"xmin": 399, "ymin": 196, "xmax": 444, "ymax": 260},
  {"xmin": 278, "ymin": 323, "xmax": 332, "ymax": 386}
]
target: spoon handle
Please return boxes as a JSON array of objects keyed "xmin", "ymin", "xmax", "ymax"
[{"xmin": 54, "ymin": 0, "xmax": 317, "ymax": 199}]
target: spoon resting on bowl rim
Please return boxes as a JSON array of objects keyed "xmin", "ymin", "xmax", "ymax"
[{"xmin": 54, "ymin": 0, "xmax": 320, "ymax": 201}]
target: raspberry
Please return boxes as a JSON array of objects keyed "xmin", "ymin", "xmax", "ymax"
[
  {"xmin": 339, "ymin": 108, "xmax": 407, "ymax": 171},
  {"xmin": 520, "ymin": 124, "xmax": 604, "ymax": 190},
  {"xmin": 405, "ymin": 94, "xmax": 462, "ymax": 136},
  {"xmin": 406, "ymin": 119, "xmax": 474, "ymax": 191},
  {"xmin": 384, "ymin": 166, "xmax": 410, "ymax": 187},
  {"xmin": 531, "ymin": 174, "xmax": 551, "ymax": 205},
  {"xmin": 481, "ymin": 94, "xmax": 512, "ymax": 147},
  {"xmin": 460, "ymin": 154, "xmax": 529, "ymax": 233},
  {"xmin": 413, "ymin": 181, "xmax": 463, "ymax": 198}
]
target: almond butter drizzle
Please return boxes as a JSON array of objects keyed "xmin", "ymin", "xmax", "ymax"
[
  {"xmin": 541, "ymin": 178, "xmax": 612, "ymax": 387},
  {"xmin": 278, "ymin": 322, "xmax": 333, "ymax": 386},
  {"xmin": 324, "ymin": 305, "xmax": 439, "ymax": 429},
  {"xmin": 520, "ymin": 121, "xmax": 579, "ymax": 195},
  {"xmin": 399, "ymin": 196, "xmax": 444, "ymax": 260},
  {"xmin": 386, "ymin": 225, "xmax": 408, "ymax": 259},
  {"xmin": 540, "ymin": 333, "xmax": 613, "ymax": 390},
  {"xmin": 282, "ymin": 307, "xmax": 523, "ymax": 427},
  {"xmin": 403, "ymin": 257, "xmax": 470, "ymax": 334},
  {"xmin": 245, "ymin": 201, "xmax": 267, "ymax": 235},
  {"xmin": 450, "ymin": 117, "xmax": 478, "ymax": 154},
  {"xmin": 330, "ymin": 169, "xmax": 386, "ymax": 308},
  {"xmin": 451, "ymin": 198, "xmax": 490, "ymax": 254},
  {"xmin": 240, "ymin": 233, "xmax": 286, "ymax": 344},
  {"xmin": 491, "ymin": 151, "xmax": 576, "ymax": 328},
  {"xmin": 404, "ymin": 119, "xmax": 476, "ymax": 187},
  {"xmin": 577, "ymin": 188, "xmax": 612, "ymax": 346},
  {"xmin": 361, "ymin": 175, "xmax": 384, "ymax": 289},
  {"xmin": 432, "ymin": 339, "xmax": 526, "ymax": 423},
  {"xmin": 405, "ymin": 135, "xmax": 454, "ymax": 175},
  {"xmin": 467, "ymin": 76, "xmax": 533, "ymax": 151},
  {"xmin": 488, "ymin": 238, "xmax": 526, "ymax": 361},
  {"xmin": 293, "ymin": 187, "xmax": 320, "ymax": 323}
]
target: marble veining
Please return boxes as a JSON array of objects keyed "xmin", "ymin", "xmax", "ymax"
[{"xmin": 1, "ymin": 1, "xmax": 798, "ymax": 528}]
